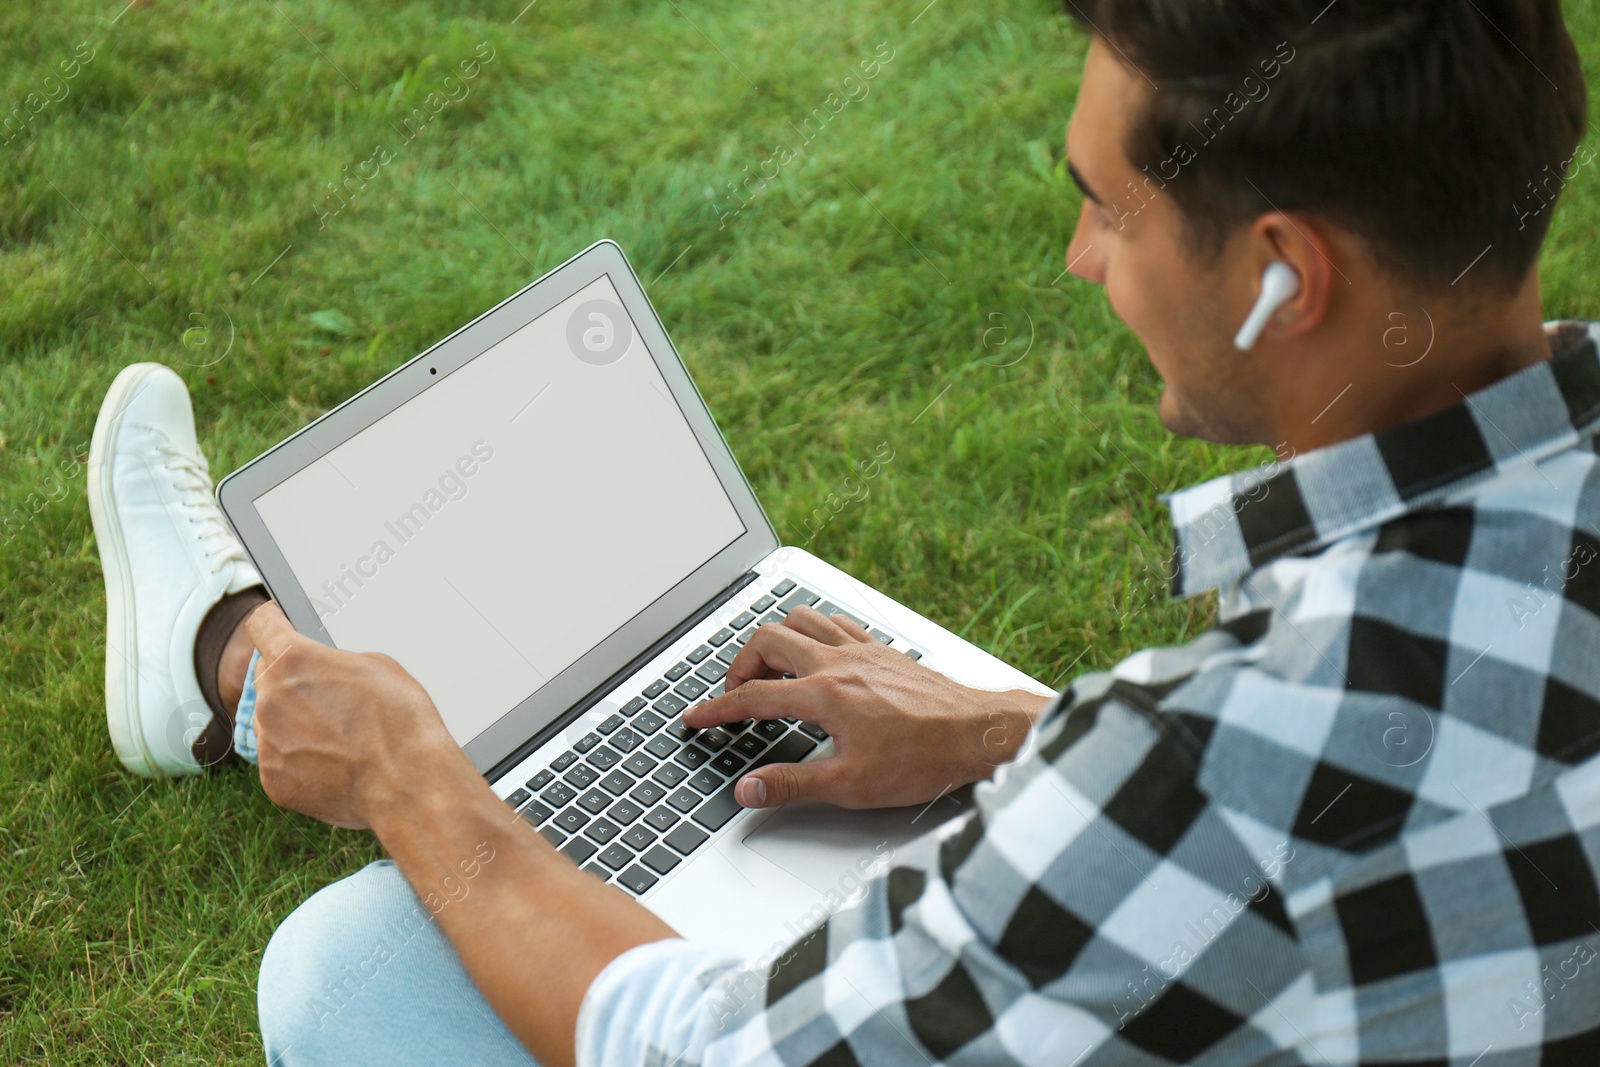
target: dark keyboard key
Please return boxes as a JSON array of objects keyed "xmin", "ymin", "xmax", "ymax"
[
  {"xmin": 674, "ymin": 677, "xmax": 708, "ymax": 701},
  {"xmin": 728, "ymin": 718, "xmax": 755, "ymax": 732},
  {"xmin": 754, "ymin": 719, "xmax": 788, "ymax": 742},
  {"xmin": 708, "ymin": 627, "xmax": 736, "ymax": 646},
  {"xmin": 731, "ymin": 734, "xmax": 766, "ymax": 758},
  {"xmin": 644, "ymin": 805, "xmax": 680, "ymax": 831},
  {"xmin": 574, "ymin": 732, "xmax": 602, "ymax": 753},
  {"xmin": 610, "ymin": 728, "xmax": 641, "ymax": 753},
  {"xmin": 706, "ymin": 681, "xmax": 725, "ymax": 700},
  {"xmin": 715, "ymin": 643, "xmax": 742, "ymax": 666},
  {"xmin": 688, "ymin": 768, "xmax": 723, "ymax": 794},
  {"xmin": 542, "ymin": 781, "xmax": 578, "ymax": 807},
  {"xmin": 537, "ymin": 825, "xmax": 567, "ymax": 848},
  {"xmin": 797, "ymin": 721, "xmax": 829, "ymax": 741},
  {"xmin": 695, "ymin": 660, "xmax": 729, "ymax": 683},
  {"xmin": 697, "ymin": 728, "xmax": 733, "ymax": 752},
  {"xmin": 814, "ymin": 601, "xmax": 865, "ymax": 628},
  {"xmin": 525, "ymin": 769, "xmax": 555, "ymax": 791},
  {"xmin": 581, "ymin": 862, "xmax": 610, "ymax": 881},
  {"xmin": 586, "ymin": 746, "xmax": 621, "ymax": 771},
  {"xmin": 562, "ymin": 764, "xmax": 597, "ymax": 790},
  {"xmin": 584, "ymin": 817, "xmax": 621, "ymax": 844},
  {"xmin": 665, "ymin": 661, "xmax": 692, "ymax": 681},
  {"xmin": 771, "ymin": 578, "xmax": 796, "ymax": 596},
  {"xmin": 621, "ymin": 824, "xmax": 658, "ymax": 850},
  {"xmin": 674, "ymin": 744, "xmax": 711, "ymax": 770},
  {"xmin": 621, "ymin": 697, "xmax": 648, "ymax": 717},
  {"xmin": 755, "ymin": 612, "xmax": 782, "ymax": 630},
  {"xmin": 643, "ymin": 680, "xmax": 670, "ymax": 698},
  {"xmin": 663, "ymin": 822, "xmax": 709, "ymax": 856},
  {"xmin": 666, "ymin": 719, "xmax": 697, "ymax": 742},
  {"xmin": 778, "ymin": 587, "xmax": 819, "ymax": 612},
  {"xmin": 596, "ymin": 713, "xmax": 624, "ymax": 734},
  {"xmin": 641, "ymin": 845, "xmax": 682, "ymax": 875},
  {"xmin": 617, "ymin": 865, "xmax": 659, "ymax": 895},
  {"xmin": 622, "ymin": 752, "xmax": 657, "ymax": 777},
  {"xmin": 598, "ymin": 843, "xmax": 634, "ymax": 871},
  {"xmin": 555, "ymin": 807, "xmax": 592, "ymax": 833},
  {"xmin": 607, "ymin": 798, "xmax": 644, "ymax": 825},
  {"xmin": 654, "ymin": 693, "xmax": 688, "ymax": 716},
  {"xmin": 633, "ymin": 710, "xmax": 666, "ymax": 735},
  {"xmin": 751, "ymin": 594, "xmax": 777, "ymax": 612},
  {"xmin": 731, "ymin": 610, "xmax": 756, "ymax": 629},
  {"xmin": 577, "ymin": 788, "xmax": 611, "ymax": 815},
  {"xmin": 651, "ymin": 762, "xmax": 688, "ymax": 788},
  {"xmin": 781, "ymin": 715, "xmax": 799, "ymax": 724},
  {"xmin": 686, "ymin": 643, "xmax": 714, "ymax": 663},
  {"xmin": 560, "ymin": 836, "xmax": 597, "ymax": 864},
  {"xmin": 710, "ymin": 751, "xmax": 747, "ymax": 776},
  {"xmin": 550, "ymin": 750, "xmax": 578, "ymax": 771},
  {"xmin": 691, "ymin": 782, "xmax": 744, "ymax": 831},
  {"xmin": 599, "ymin": 769, "xmax": 635, "ymax": 795},
  {"xmin": 868, "ymin": 629, "xmax": 893, "ymax": 644},
  {"xmin": 519, "ymin": 800, "xmax": 555, "ymax": 826},
  {"xmin": 629, "ymin": 779, "xmax": 667, "ymax": 806},
  {"xmin": 645, "ymin": 734, "xmax": 679, "ymax": 759},
  {"xmin": 506, "ymin": 788, "xmax": 531, "ymax": 808},
  {"xmin": 749, "ymin": 732, "xmax": 818, "ymax": 771},
  {"xmin": 667, "ymin": 787, "xmax": 702, "ymax": 813}
]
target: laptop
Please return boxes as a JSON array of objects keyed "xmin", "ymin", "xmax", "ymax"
[{"xmin": 217, "ymin": 239, "xmax": 1053, "ymax": 957}]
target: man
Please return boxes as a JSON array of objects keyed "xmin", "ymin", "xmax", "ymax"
[{"xmin": 87, "ymin": 0, "xmax": 1600, "ymax": 1063}]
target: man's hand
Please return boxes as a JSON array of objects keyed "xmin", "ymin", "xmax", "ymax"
[
  {"xmin": 681, "ymin": 604, "xmax": 1054, "ymax": 810},
  {"xmin": 243, "ymin": 601, "xmax": 476, "ymax": 829}
]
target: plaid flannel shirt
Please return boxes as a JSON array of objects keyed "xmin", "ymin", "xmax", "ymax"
[{"xmin": 576, "ymin": 320, "xmax": 1600, "ymax": 1066}]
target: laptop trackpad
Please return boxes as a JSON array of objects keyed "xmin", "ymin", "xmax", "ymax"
[{"xmin": 740, "ymin": 791, "xmax": 969, "ymax": 894}]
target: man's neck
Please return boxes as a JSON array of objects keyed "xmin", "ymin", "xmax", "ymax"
[{"xmin": 1274, "ymin": 273, "xmax": 1553, "ymax": 454}]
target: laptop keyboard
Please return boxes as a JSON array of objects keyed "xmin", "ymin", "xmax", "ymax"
[{"xmin": 499, "ymin": 579, "xmax": 922, "ymax": 897}]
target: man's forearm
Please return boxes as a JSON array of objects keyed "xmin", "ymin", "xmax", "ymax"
[{"xmin": 368, "ymin": 752, "xmax": 677, "ymax": 1067}]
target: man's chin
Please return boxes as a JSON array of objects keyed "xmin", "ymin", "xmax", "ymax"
[{"xmin": 1157, "ymin": 389, "xmax": 1252, "ymax": 445}]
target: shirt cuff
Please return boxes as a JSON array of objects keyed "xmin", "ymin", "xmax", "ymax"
[{"xmin": 575, "ymin": 936, "xmax": 751, "ymax": 1067}]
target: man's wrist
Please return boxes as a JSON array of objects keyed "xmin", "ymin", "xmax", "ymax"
[
  {"xmin": 362, "ymin": 731, "xmax": 483, "ymax": 838},
  {"xmin": 963, "ymin": 687, "xmax": 1052, "ymax": 781}
]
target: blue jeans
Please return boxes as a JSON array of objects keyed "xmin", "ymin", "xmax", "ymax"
[{"xmin": 239, "ymin": 653, "xmax": 542, "ymax": 1066}]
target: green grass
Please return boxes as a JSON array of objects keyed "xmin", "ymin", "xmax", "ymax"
[{"xmin": 3, "ymin": 0, "xmax": 1599, "ymax": 1061}]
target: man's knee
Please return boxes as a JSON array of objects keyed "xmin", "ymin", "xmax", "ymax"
[{"xmin": 258, "ymin": 860, "xmax": 440, "ymax": 1062}]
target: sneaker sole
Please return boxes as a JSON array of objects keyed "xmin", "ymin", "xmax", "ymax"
[{"xmin": 88, "ymin": 364, "xmax": 193, "ymax": 777}]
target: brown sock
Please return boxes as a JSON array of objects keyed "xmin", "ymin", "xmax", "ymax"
[{"xmin": 191, "ymin": 585, "xmax": 269, "ymax": 768}]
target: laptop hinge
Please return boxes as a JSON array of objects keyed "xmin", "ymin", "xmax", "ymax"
[{"xmin": 484, "ymin": 568, "xmax": 763, "ymax": 784}]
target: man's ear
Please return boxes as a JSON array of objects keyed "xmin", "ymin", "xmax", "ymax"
[{"xmin": 1247, "ymin": 211, "xmax": 1340, "ymax": 344}]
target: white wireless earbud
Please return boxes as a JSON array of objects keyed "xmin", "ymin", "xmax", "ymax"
[{"xmin": 1233, "ymin": 261, "xmax": 1302, "ymax": 352}]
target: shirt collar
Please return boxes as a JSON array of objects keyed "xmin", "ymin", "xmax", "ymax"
[{"xmin": 1164, "ymin": 320, "xmax": 1600, "ymax": 599}]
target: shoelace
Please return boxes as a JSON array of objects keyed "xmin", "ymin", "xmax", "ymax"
[{"xmin": 154, "ymin": 440, "xmax": 251, "ymax": 575}]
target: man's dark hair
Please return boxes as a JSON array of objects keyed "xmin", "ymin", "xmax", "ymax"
[{"xmin": 1065, "ymin": 0, "xmax": 1588, "ymax": 294}]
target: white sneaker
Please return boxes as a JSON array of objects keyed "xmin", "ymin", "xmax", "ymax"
[{"xmin": 88, "ymin": 363, "xmax": 263, "ymax": 777}]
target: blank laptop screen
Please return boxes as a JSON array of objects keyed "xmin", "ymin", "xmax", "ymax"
[{"xmin": 253, "ymin": 274, "xmax": 746, "ymax": 746}]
